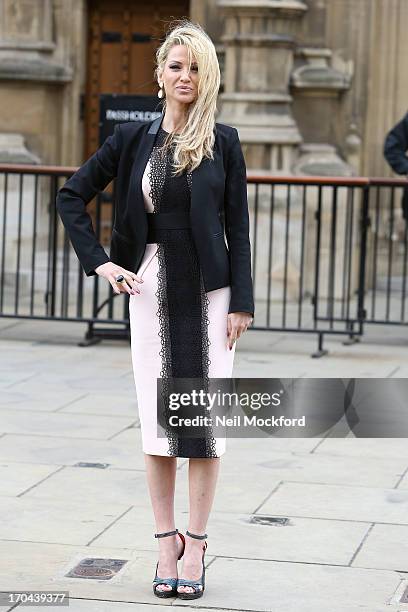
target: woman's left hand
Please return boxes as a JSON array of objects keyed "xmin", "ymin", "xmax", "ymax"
[{"xmin": 227, "ymin": 312, "xmax": 253, "ymax": 350}]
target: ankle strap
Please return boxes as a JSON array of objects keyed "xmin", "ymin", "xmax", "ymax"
[
  {"xmin": 186, "ymin": 530, "xmax": 207, "ymax": 540},
  {"xmin": 154, "ymin": 528, "xmax": 179, "ymax": 538}
]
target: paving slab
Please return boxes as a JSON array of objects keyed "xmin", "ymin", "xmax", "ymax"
[
  {"xmin": 10, "ymin": 370, "xmax": 136, "ymax": 394},
  {"xmin": 0, "ymin": 539, "xmax": 403, "ymax": 612},
  {"xmin": 0, "ymin": 461, "xmax": 60, "ymax": 496},
  {"xmin": 0, "ymin": 387, "xmax": 87, "ymax": 411},
  {"xmin": 0, "ymin": 409, "xmax": 136, "ymax": 440},
  {"xmin": 85, "ymin": 504, "xmax": 176, "ymax": 551},
  {"xmin": 56, "ymin": 392, "xmax": 138, "ymax": 417},
  {"xmin": 396, "ymin": 470, "xmax": 408, "ymax": 489},
  {"xmin": 0, "ymin": 540, "xmax": 215, "ymax": 606},
  {"xmin": 219, "ymin": 448, "xmax": 407, "ymax": 488},
  {"xmin": 0, "ymin": 496, "xmax": 133, "ymax": 545},
  {"xmin": 7, "ymin": 376, "xmax": 135, "ymax": 400},
  {"xmin": 93, "ymin": 505, "xmax": 371, "ymax": 566},
  {"xmin": 16, "ymin": 604, "xmax": 187, "ymax": 612},
  {"xmin": 0, "ymin": 431, "xmax": 145, "ymax": 469},
  {"xmin": 260, "ymin": 481, "xmax": 408, "ymax": 524},
  {"xmin": 0, "ymin": 369, "xmax": 39, "ymax": 388},
  {"xmin": 202, "ymin": 512, "xmax": 369, "ymax": 565},
  {"xmin": 22, "ymin": 465, "xmax": 151, "ymax": 508},
  {"xmin": 314, "ymin": 437, "xmax": 408, "ymax": 459},
  {"xmin": 174, "ymin": 556, "xmax": 401, "ymax": 611},
  {"xmin": 1, "ymin": 318, "xmax": 408, "ymax": 611},
  {"xmin": 351, "ymin": 523, "xmax": 408, "ymax": 572}
]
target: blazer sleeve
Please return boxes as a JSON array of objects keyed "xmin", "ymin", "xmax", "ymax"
[
  {"xmin": 55, "ymin": 124, "xmax": 122, "ymax": 276},
  {"xmin": 384, "ymin": 113, "xmax": 408, "ymax": 175},
  {"xmin": 224, "ymin": 127, "xmax": 255, "ymax": 317}
]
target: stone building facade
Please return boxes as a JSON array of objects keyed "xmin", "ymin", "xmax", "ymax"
[
  {"xmin": 0, "ymin": 0, "xmax": 407, "ymax": 305},
  {"xmin": 0, "ymin": 0, "xmax": 406, "ymax": 176}
]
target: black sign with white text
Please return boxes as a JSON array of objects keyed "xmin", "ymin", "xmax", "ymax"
[{"xmin": 99, "ymin": 94, "xmax": 163, "ymax": 144}]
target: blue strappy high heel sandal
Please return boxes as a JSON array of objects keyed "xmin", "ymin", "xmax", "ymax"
[
  {"xmin": 152, "ymin": 528, "xmax": 186, "ymax": 598},
  {"xmin": 176, "ymin": 530, "xmax": 208, "ymax": 600}
]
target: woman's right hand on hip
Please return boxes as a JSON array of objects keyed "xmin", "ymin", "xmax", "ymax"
[{"xmin": 94, "ymin": 261, "xmax": 144, "ymax": 295}]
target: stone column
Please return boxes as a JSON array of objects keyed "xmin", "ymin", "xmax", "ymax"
[
  {"xmin": 290, "ymin": 41, "xmax": 355, "ymax": 301},
  {"xmin": 0, "ymin": 0, "xmax": 74, "ymax": 295},
  {"xmin": 0, "ymin": 0, "xmax": 75, "ymax": 167},
  {"xmin": 216, "ymin": 0, "xmax": 307, "ymax": 173},
  {"xmin": 216, "ymin": 1, "xmax": 307, "ymax": 315}
]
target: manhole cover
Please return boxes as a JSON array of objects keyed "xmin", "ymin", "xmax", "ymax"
[
  {"xmin": 66, "ymin": 558, "xmax": 127, "ymax": 580},
  {"xmin": 249, "ymin": 515, "xmax": 290, "ymax": 526}
]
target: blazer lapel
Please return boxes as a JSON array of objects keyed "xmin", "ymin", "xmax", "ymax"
[
  {"xmin": 130, "ymin": 113, "xmax": 214, "ymax": 228},
  {"xmin": 128, "ymin": 114, "xmax": 163, "ymax": 225}
]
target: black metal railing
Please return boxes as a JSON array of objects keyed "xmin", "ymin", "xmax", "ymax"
[
  {"xmin": 0, "ymin": 163, "xmax": 129, "ymax": 345},
  {"xmin": 364, "ymin": 180, "xmax": 408, "ymax": 326},
  {"xmin": 0, "ymin": 162, "xmax": 406, "ymax": 354},
  {"xmin": 245, "ymin": 176, "xmax": 371, "ymax": 356}
]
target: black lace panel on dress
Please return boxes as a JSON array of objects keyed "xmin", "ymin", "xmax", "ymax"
[{"xmin": 147, "ymin": 127, "xmax": 217, "ymax": 458}]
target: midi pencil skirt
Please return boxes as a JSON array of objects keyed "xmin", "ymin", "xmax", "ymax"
[{"xmin": 129, "ymin": 242, "xmax": 236, "ymax": 458}]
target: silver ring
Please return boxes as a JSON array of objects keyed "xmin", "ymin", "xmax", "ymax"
[{"xmin": 115, "ymin": 274, "xmax": 124, "ymax": 283}]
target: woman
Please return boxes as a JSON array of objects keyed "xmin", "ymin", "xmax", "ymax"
[{"xmin": 56, "ymin": 20, "xmax": 254, "ymax": 600}]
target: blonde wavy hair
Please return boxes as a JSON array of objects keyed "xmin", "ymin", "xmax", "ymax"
[{"xmin": 154, "ymin": 19, "xmax": 221, "ymax": 176}]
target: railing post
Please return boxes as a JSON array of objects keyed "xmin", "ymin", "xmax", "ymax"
[
  {"xmin": 312, "ymin": 185, "xmax": 323, "ymax": 327},
  {"xmin": 357, "ymin": 184, "xmax": 370, "ymax": 332}
]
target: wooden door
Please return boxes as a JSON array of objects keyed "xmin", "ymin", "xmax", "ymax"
[{"xmin": 85, "ymin": 0, "xmax": 190, "ymax": 244}]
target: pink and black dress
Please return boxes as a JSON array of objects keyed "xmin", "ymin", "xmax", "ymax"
[{"xmin": 128, "ymin": 125, "xmax": 235, "ymax": 458}]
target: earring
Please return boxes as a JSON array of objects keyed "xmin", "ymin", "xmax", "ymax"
[{"xmin": 158, "ymin": 83, "xmax": 164, "ymax": 99}]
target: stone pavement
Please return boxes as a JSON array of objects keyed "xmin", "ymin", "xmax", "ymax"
[{"xmin": 0, "ymin": 317, "xmax": 408, "ymax": 611}]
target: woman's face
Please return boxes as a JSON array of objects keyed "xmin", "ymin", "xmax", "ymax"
[{"xmin": 159, "ymin": 44, "xmax": 199, "ymax": 106}]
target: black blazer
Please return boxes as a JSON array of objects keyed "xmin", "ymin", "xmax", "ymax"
[{"xmin": 56, "ymin": 114, "xmax": 254, "ymax": 316}]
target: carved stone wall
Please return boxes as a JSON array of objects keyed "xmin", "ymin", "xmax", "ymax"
[
  {"xmin": 0, "ymin": 0, "xmax": 407, "ymax": 304},
  {"xmin": 214, "ymin": 0, "xmax": 306, "ymax": 173},
  {"xmin": 0, "ymin": 0, "xmax": 85, "ymax": 165},
  {"xmin": 294, "ymin": 0, "xmax": 408, "ymax": 178},
  {"xmin": 0, "ymin": 0, "xmax": 407, "ymax": 173}
]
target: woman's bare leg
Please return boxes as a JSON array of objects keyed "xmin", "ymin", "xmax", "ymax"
[
  {"xmin": 144, "ymin": 454, "xmax": 183, "ymax": 593},
  {"xmin": 177, "ymin": 456, "xmax": 220, "ymax": 594}
]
